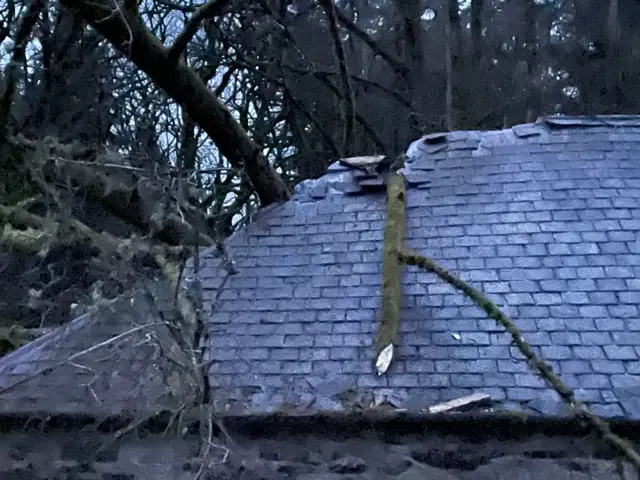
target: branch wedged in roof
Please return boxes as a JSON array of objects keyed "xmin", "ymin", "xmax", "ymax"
[
  {"xmin": 374, "ymin": 173, "xmax": 406, "ymax": 375},
  {"xmin": 397, "ymin": 248, "xmax": 640, "ymax": 472}
]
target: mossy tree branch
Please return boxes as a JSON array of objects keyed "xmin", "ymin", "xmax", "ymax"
[
  {"xmin": 61, "ymin": 0, "xmax": 291, "ymax": 207},
  {"xmin": 397, "ymin": 247, "xmax": 640, "ymax": 472},
  {"xmin": 374, "ymin": 173, "xmax": 406, "ymax": 372},
  {"xmin": 0, "ymin": 203, "xmax": 186, "ymax": 268}
]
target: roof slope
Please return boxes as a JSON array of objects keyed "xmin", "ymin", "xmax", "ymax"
[
  {"xmin": 0, "ymin": 282, "xmax": 196, "ymax": 416},
  {"xmin": 1, "ymin": 115, "xmax": 639, "ymax": 420},
  {"xmin": 201, "ymin": 115, "xmax": 640, "ymax": 417}
]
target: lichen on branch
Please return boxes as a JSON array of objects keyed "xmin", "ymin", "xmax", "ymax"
[
  {"xmin": 374, "ymin": 173, "xmax": 406, "ymax": 373},
  {"xmin": 396, "ymin": 247, "xmax": 640, "ymax": 472}
]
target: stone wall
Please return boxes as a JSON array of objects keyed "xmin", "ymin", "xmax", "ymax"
[{"xmin": 1, "ymin": 414, "xmax": 639, "ymax": 479}]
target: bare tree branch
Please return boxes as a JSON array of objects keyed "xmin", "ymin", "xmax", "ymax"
[
  {"xmin": 319, "ymin": 0, "xmax": 355, "ymax": 156},
  {"xmin": 0, "ymin": 0, "xmax": 48, "ymax": 141},
  {"xmin": 334, "ymin": 5, "xmax": 407, "ymax": 75},
  {"xmin": 166, "ymin": 0, "xmax": 231, "ymax": 65},
  {"xmin": 312, "ymin": 70, "xmax": 387, "ymax": 154},
  {"xmin": 62, "ymin": 0, "xmax": 291, "ymax": 207},
  {"xmin": 232, "ymin": 59, "xmax": 340, "ymax": 156},
  {"xmin": 283, "ymin": 64, "xmax": 414, "ymax": 111}
]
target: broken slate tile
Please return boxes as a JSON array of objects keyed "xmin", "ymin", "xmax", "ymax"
[
  {"xmin": 616, "ymin": 386, "xmax": 640, "ymax": 418},
  {"xmin": 513, "ymin": 123, "xmax": 543, "ymax": 138},
  {"xmin": 403, "ymin": 171, "xmax": 432, "ymax": 186}
]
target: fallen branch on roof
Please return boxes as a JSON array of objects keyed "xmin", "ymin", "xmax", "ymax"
[
  {"xmin": 150, "ymin": 226, "xmax": 234, "ymax": 474},
  {"xmin": 374, "ymin": 173, "xmax": 406, "ymax": 375},
  {"xmin": 396, "ymin": 248, "xmax": 640, "ymax": 472}
]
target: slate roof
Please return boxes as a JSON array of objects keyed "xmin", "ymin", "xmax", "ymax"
[
  {"xmin": 0, "ymin": 282, "xmax": 197, "ymax": 416},
  {"xmin": 1, "ymin": 115, "xmax": 640, "ymax": 420}
]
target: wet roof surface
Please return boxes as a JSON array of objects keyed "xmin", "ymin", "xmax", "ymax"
[{"xmin": 1, "ymin": 115, "xmax": 639, "ymax": 419}]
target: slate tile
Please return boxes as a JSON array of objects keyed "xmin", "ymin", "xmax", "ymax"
[
  {"xmin": 300, "ymin": 348, "xmax": 330, "ymax": 361},
  {"xmin": 578, "ymin": 374, "xmax": 611, "ymax": 389},
  {"xmin": 611, "ymin": 375, "xmax": 640, "ymax": 389},
  {"xmin": 389, "ymin": 374, "xmax": 419, "ymax": 387},
  {"xmin": 565, "ymin": 319, "xmax": 596, "ymax": 331},
  {"xmin": 573, "ymin": 346, "xmax": 605, "ymax": 360},
  {"xmin": 418, "ymin": 346, "xmax": 449, "ymax": 359},
  {"xmin": 451, "ymin": 374, "xmax": 483, "ymax": 388},
  {"xmin": 560, "ymin": 361, "xmax": 592, "ymax": 374},
  {"xmin": 609, "ymin": 305, "xmax": 639, "ymax": 318},
  {"xmin": 270, "ymin": 349, "xmax": 300, "ymax": 360},
  {"xmin": 435, "ymin": 360, "xmax": 468, "ymax": 373},
  {"xmin": 601, "ymin": 339, "xmax": 637, "ymax": 359},
  {"xmin": 537, "ymin": 319, "xmax": 567, "ymax": 331},
  {"xmin": 418, "ymin": 374, "xmax": 450, "ymax": 387},
  {"xmin": 357, "ymin": 376, "xmax": 388, "ymax": 387},
  {"xmin": 612, "ymin": 332, "xmax": 640, "ymax": 345},
  {"xmin": 281, "ymin": 362, "xmax": 312, "ymax": 374},
  {"xmin": 590, "ymin": 403, "xmax": 624, "ymax": 417},
  {"xmin": 330, "ymin": 347, "xmax": 357, "ymax": 360},
  {"xmin": 550, "ymin": 332, "xmax": 581, "ymax": 345},
  {"xmin": 592, "ymin": 360, "xmax": 626, "ymax": 374},
  {"xmin": 506, "ymin": 388, "xmax": 539, "ymax": 401},
  {"xmin": 596, "ymin": 278, "xmax": 627, "ymax": 290},
  {"xmin": 573, "ymin": 388, "xmax": 603, "ymax": 403},
  {"xmin": 588, "ymin": 292, "xmax": 617, "ymax": 304},
  {"xmin": 541, "ymin": 346, "xmax": 572, "ymax": 360}
]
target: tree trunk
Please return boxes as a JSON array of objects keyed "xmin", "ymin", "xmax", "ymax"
[
  {"xmin": 391, "ymin": 0, "xmax": 429, "ymax": 138},
  {"xmin": 444, "ymin": 19, "xmax": 454, "ymax": 131},
  {"xmin": 606, "ymin": 0, "xmax": 621, "ymax": 110},
  {"xmin": 470, "ymin": 0, "xmax": 483, "ymax": 69},
  {"xmin": 524, "ymin": 0, "xmax": 538, "ymax": 123},
  {"xmin": 444, "ymin": 1, "xmax": 461, "ymax": 130},
  {"xmin": 61, "ymin": 0, "xmax": 291, "ymax": 207},
  {"xmin": 448, "ymin": 0, "xmax": 462, "ymax": 66}
]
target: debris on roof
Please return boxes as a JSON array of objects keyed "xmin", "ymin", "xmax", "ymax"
[
  {"xmin": 2, "ymin": 115, "xmax": 640, "ymax": 422},
  {"xmin": 428, "ymin": 393, "xmax": 493, "ymax": 414},
  {"xmin": 540, "ymin": 114, "xmax": 640, "ymax": 128}
]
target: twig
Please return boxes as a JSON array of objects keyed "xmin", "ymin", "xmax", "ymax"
[
  {"xmin": 0, "ymin": 0, "xmax": 47, "ymax": 142},
  {"xmin": 333, "ymin": 5, "xmax": 407, "ymax": 75},
  {"xmin": 313, "ymin": 72, "xmax": 387, "ymax": 153},
  {"xmin": 0, "ymin": 322, "xmax": 167, "ymax": 396},
  {"xmin": 69, "ymin": 362, "xmax": 101, "ymax": 404},
  {"xmin": 284, "ymin": 64, "xmax": 414, "ymax": 110},
  {"xmin": 153, "ymin": 0, "xmax": 198, "ymax": 13},
  {"xmin": 167, "ymin": 0, "xmax": 231, "ymax": 65},
  {"xmin": 232, "ymin": 59, "xmax": 340, "ymax": 156},
  {"xmin": 194, "ymin": 405, "xmax": 213, "ymax": 479},
  {"xmin": 95, "ymin": 0, "xmax": 134, "ymax": 57},
  {"xmin": 52, "ymin": 156, "xmax": 235, "ymax": 175},
  {"xmin": 397, "ymin": 248, "xmax": 640, "ymax": 473}
]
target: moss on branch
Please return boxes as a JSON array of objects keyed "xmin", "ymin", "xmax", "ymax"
[
  {"xmin": 397, "ymin": 247, "xmax": 640, "ymax": 471},
  {"xmin": 374, "ymin": 173, "xmax": 406, "ymax": 370},
  {"xmin": 0, "ymin": 203, "xmax": 185, "ymax": 267}
]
